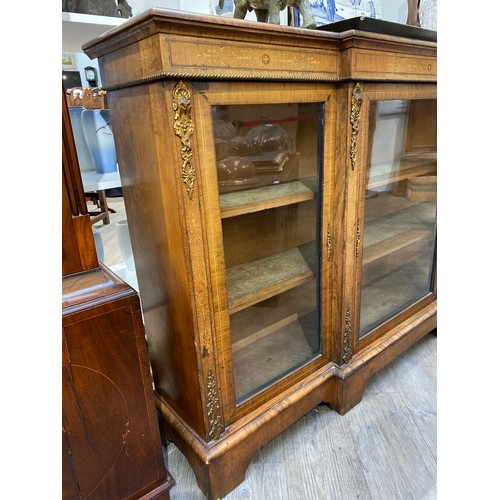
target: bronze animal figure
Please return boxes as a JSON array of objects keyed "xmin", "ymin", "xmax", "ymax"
[
  {"xmin": 219, "ymin": 0, "xmax": 317, "ymax": 29},
  {"xmin": 62, "ymin": 0, "xmax": 132, "ymax": 18}
]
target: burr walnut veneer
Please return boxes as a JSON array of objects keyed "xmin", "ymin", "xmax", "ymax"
[{"xmin": 83, "ymin": 10, "xmax": 437, "ymax": 499}]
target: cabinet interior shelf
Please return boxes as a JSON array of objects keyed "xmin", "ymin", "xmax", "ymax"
[
  {"xmin": 230, "ymin": 278, "xmax": 317, "ymax": 352},
  {"xmin": 367, "ymin": 157, "xmax": 436, "ymax": 190},
  {"xmin": 363, "ymin": 229, "xmax": 431, "ymax": 265},
  {"xmin": 227, "ymin": 246, "xmax": 314, "ymax": 314},
  {"xmin": 232, "ymin": 312, "xmax": 299, "ymax": 352},
  {"xmin": 362, "ymin": 229, "xmax": 432, "ymax": 285},
  {"xmin": 219, "ymin": 180, "xmax": 315, "ymax": 219}
]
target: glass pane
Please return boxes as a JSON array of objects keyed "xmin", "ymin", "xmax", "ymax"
[
  {"xmin": 213, "ymin": 102, "xmax": 323, "ymax": 403},
  {"xmin": 360, "ymin": 99, "xmax": 437, "ymax": 338}
]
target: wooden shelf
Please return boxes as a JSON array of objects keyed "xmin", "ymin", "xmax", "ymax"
[
  {"xmin": 228, "ymin": 261, "xmax": 319, "ymax": 402},
  {"xmin": 362, "ymin": 229, "xmax": 432, "ymax": 285},
  {"xmin": 227, "ymin": 247, "xmax": 314, "ymax": 314},
  {"xmin": 364, "ymin": 191, "xmax": 425, "ymax": 223},
  {"xmin": 363, "ymin": 230, "xmax": 431, "ymax": 265},
  {"xmin": 232, "ymin": 313, "xmax": 299, "ymax": 352},
  {"xmin": 232, "ymin": 317, "xmax": 315, "ymax": 401},
  {"xmin": 400, "ymin": 151, "xmax": 437, "ymax": 163},
  {"xmin": 230, "ymin": 279, "xmax": 317, "ymax": 351},
  {"xmin": 367, "ymin": 153, "xmax": 436, "ymax": 190},
  {"xmin": 219, "ymin": 180, "xmax": 315, "ymax": 219}
]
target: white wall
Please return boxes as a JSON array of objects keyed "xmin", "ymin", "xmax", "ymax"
[
  {"xmin": 130, "ymin": 0, "xmax": 182, "ymax": 14},
  {"xmin": 381, "ymin": 0, "xmax": 409, "ymax": 24}
]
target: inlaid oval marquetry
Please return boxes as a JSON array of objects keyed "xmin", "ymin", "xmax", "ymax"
[{"xmin": 62, "ymin": 365, "xmax": 129, "ymax": 497}]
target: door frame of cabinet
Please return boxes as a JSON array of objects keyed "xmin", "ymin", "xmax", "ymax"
[
  {"xmin": 343, "ymin": 82, "xmax": 437, "ymax": 355},
  {"xmin": 188, "ymin": 81, "xmax": 338, "ymax": 423}
]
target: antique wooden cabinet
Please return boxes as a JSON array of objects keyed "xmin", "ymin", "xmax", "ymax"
[
  {"xmin": 62, "ymin": 86, "xmax": 175, "ymax": 499},
  {"xmin": 83, "ymin": 9, "xmax": 437, "ymax": 499}
]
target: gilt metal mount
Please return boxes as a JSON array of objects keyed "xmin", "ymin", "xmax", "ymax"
[{"xmin": 173, "ymin": 81, "xmax": 196, "ymax": 198}]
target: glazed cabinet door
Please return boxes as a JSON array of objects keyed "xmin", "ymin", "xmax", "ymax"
[
  {"xmin": 348, "ymin": 83, "xmax": 437, "ymax": 352},
  {"xmin": 190, "ymin": 82, "xmax": 336, "ymax": 420}
]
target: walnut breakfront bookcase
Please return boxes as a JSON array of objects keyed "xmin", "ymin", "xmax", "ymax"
[{"xmin": 83, "ymin": 9, "xmax": 437, "ymax": 499}]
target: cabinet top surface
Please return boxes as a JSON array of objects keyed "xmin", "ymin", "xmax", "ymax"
[
  {"xmin": 82, "ymin": 7, "xmax": 437, "ymax": 59},
  {"xmin": 62, "ymin": 266, "xmax": 134, "ymax": 312}
]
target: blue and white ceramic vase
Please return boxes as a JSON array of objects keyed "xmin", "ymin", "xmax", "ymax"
[
  {"xmin": 92, "ymin": 228, "xmax": 105, "ymax": 262},
  {"xmin": 69, "ymin": 106, "xmax": 95, "ymax": 172},
  {"xmin": 82, "ymin": 109, "xmax": 118, "ymax": 174}
]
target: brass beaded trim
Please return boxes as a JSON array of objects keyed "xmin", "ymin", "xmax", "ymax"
[
  {"xmin": 102, "ymin": 71, "xmax": 338, "ymax": 91},
  {"xmin": 102, "ymin": 73, "xmax": 435, "ymax": 92}
]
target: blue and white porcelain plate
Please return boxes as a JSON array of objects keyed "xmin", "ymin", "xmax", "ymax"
[
  {"xmin": 309, "ymin": 0, "xmax": 337, "ymax": 26},
  {"xmin": 334, "ymin": 0, "xmax": 382, "ymax": 22},
  {"xmin": 300, "ymin": 0, "xmax": 383, "ymax": 28}
]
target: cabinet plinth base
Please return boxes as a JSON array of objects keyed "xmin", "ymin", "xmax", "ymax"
[
  {"xmin": 156, "ymin": 363, "xmax": 338, "ymax": 500},
  {"xmin": 331, "ymin": 300, "xmax": 437, "ymax": 415},
  {"xmin": 158, "ymin": 302, "xmax": 436, "ymax": 499}
]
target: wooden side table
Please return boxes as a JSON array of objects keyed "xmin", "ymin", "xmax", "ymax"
[{"xmin": 62, "ymin": 266, "xmax": 175, "ymax": 499}]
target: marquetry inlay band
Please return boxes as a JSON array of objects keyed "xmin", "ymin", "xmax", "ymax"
[
  {"xmin": 350, "ymin": 82, "xmax": 363, "ymax": 171},
  {"xmin": 343, "ymin": 305, "xmax": 353, "ymax": 364},
  {"xmin": 207, "ymin": 369, "xmax": 225, "ymax": 441},
  {"xmin": 172, "ymin": 81, "xmax": 195, "ymax": 198}
]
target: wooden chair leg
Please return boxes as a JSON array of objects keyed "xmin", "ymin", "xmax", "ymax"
[
  {"xmin": 97, "ymin": 190, "xmax": 111, "ymax": 225},
  {"xmin": 88, "ymin": 190, "xmax": 112, "ymax": 226}
]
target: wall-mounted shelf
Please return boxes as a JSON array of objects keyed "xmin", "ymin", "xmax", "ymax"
[{"xmin": 62, "ymin": 12, "xmax": 126, "ymax": 53}]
